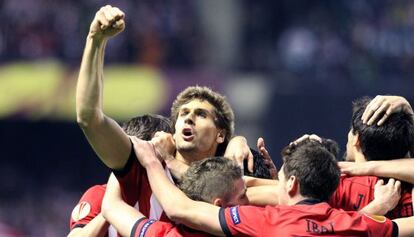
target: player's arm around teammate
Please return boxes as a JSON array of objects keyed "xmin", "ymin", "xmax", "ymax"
[
  {"xmin": 101, "ymin": 174, "xmax": 144, "ymax": 237},
  {"xmin": 132, "ymin": 137, "xmax": 225, "ymax": 236}
]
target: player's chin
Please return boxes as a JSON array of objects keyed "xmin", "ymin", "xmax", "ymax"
[{"xmin": 177, "ymin": 142, "xmax": 197, "ymax": 152}]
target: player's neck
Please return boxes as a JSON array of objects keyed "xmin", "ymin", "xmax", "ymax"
[
  {"xmin": 353, "ymin": 152, "xmax": 367, "ymax": 163},
  {"xmin": 289, "ymin": 195, "xmax": 307, "ymax": 206},
  {"xmin": 175, "ymin": 149, "xmax": 215, "ymax": 165}
]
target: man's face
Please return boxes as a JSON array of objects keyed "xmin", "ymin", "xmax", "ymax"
[
  {"xmin": 222, "ymin": 178, "xmax": 248, "ymax": 207},
  {"xmin": 174, "ymin": 99, "xmax": 223, "ymax": 157}
]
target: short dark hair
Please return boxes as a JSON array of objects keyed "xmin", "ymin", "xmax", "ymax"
[
  {"xmin": 320, "ymin": 138, "xmax": 340, "ymax": 159},
  {"xmin": 351, "ymin": 97, "xmax": 414, "ymax": 161},
  {"xmin": 179, "ymin": 157, "xmax": 242, "ymax": 203},
  {"xmin": 122, "ymin": 114, "xmax": 172, "ymax": 140},
  {"xmin": 281, "ymin": 140, "xmax": 340, "ymax": 202},
  {"xmin": 243, "ymin": 149, "xmax": 272, "ymax": 179},
  {"xmin": 170, "ymin": 86, "xmax": 235, "ymax": 156}
]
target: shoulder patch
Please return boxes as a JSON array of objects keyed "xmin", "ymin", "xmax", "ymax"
[
  {"xmin": 71, "ymin": 201, "xmax": 91, "ymax": 221},
  {"xmin": 230, "ymin": 206, "xmax": 241, "ymax": 225},
  {"xmin": 139, "ymin": 219, "xmax": 156, "ymax": 237},
  {"xmin": 364, "ymin": 214, "xmax": 386, "ymax": 223}
]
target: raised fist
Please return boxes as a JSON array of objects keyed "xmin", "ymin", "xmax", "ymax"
[{"xmin": 89, "ymin": 5, "xmax": 125, "ymax": 41}]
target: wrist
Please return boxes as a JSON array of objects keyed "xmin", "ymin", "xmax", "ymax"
[
  {"xmin": 86, "ymin": 34, "xmax": 107, "ymax": 46},
  {"xmin": 367, "ymin": 161, "xmax": 380, "ymax": 176},
  {"xmin": 144, "ymin": 158, "xmax": 162, "ymax": 170},
  {"xmin": 368, "ymin": 199, "xmax": 389, "ymax": 215}
]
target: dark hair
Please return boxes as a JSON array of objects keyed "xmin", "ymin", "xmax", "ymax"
[
  {"xmin": 281, "ymin": 140, "xmax": 340, "ymax": 201},
  {"xmin": 122, "ymin": 114, "xmax": 172, "ymax": 140},
  {"xmin": 179, "ymin": 157, "xmax": 242, "ymax": 203},
  {"xmin": 243, "ymin": 149, "xmax": 272, "ymax": 179},
  {"xmin": 351, "ymin": 97, "xmax": 414, "ymax": 161},
  {"xmin": 170, "ymin": 86, "xmax": 234, "ymax": 156},
  {"xmin": 320, "ymin": 138, "xmax": 340, "ymax": 159}
]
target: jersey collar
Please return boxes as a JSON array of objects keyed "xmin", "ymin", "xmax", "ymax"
[{"xmin": 295, "ymin": 198, "xmax": 322, "ymax": 205}]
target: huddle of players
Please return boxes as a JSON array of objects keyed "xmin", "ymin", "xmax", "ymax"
[{"xmin": 68, "ymin": 5, "xmax": 414, "ymax": 237}]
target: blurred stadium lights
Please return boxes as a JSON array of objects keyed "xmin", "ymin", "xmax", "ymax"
[{"xmin": 0, "ymin": 61, "xmax": 167, "ymax": 120}]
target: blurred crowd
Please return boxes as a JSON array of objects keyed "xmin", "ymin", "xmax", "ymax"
[
  {"xmin": 0, "ymin": 0, "xmax": 202, "ymax": 67},
  {"xmin": 2, "ymin": 0, "xmax": 414, "ymax": 83}
]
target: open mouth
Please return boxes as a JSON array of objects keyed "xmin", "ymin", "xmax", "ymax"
[{"xmin": 182, "ymin": 128, "xmax": 194, "ymax": 141}]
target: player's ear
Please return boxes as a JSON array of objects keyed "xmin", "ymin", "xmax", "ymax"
[
  {"xmin": 287, "ymin": 175, "xmax": 299, "ymax": 197},
  {"xmin": 213, "ymin": 198, "xmax": 223, "ymax": 207},
  {"xmin": 216, "ymin": 130, "xmax": 225, "ymax": 144},
  {"xmin": 353, "ymin": 133, "xmax": 361, "ymax": 149}
]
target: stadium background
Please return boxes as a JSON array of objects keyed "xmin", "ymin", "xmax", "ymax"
[{"xmin": 1, "ymin": 0, "xmax": 414, "ymax": 236}]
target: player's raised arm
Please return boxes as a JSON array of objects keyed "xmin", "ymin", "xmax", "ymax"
[{"xmin": 76, "ymin": 5, "xmax": 131, "ymax": 170}]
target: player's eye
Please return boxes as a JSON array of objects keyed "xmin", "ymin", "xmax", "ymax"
[
  {"xmin": 179, "ymin": 110, "xmax": 189, "ymax": 116},
  {"xmin": 198, "ymin": 112, "xmax": 207, "ymax": 118}
]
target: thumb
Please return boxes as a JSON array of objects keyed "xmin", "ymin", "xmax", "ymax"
[
  {"xmin": 248, "ymin": 152, "xmax": 254, "ymax": 173},
  {"xmin": 257, "ymin": 137, "xmax": 264, "ymax": 150}
]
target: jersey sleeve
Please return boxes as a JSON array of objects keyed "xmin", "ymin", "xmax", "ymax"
[
  {"xmin": 69, "ymin": 185, "xmax": 106, "ymax": 230},
  {"xmin": 362, "ymin": 214, "xmax": 398, "ymax": 237},
  {"xmin": 219, "ymin": 206, "xmax": 266, "ymax": 237},
  {"xmin": 112, "ymin": 143, "xmax": 143, "ymax": 206},
  {"xmin": 130, "ymin": 218, "xmax": 174, "ymax": 237}
]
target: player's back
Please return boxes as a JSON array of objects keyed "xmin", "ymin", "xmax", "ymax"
[
  {"xmin": 329, "ymin": 175, "xmax": 413, "ymax": 218},
  {"xmin": 221, "ymin": 200, "xmax": 397, "ymax": 237}
]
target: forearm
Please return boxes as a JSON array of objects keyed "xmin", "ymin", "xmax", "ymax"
[
  {"xmin": 369, "ymin": 159, "xmax": 414, "ymax": 184},
  {"xmin": 67, "ymin": 214, "xmax": 109, "ymax": 237},
  {"xmin": 102, "ymin": 200, "xmax": 142, "ymax": 237},
  {"xmin": 102, "ymin": 174, "xmax": 143, "ymax": 237},
  {"xmin": 246, "ymin": 185, "xmax": 279, "ymax": 206},
  {"xmin": 244, "ymin": 176, "xmax": 278, "ymax": 187},
  {"xmin": 393, "ymin": 216, "xmax": 414, "ymax": 237},
  {"xmin": 145, "ymin": 160, "xmax": 224, "ymax": 236},
  {"xmin": 358, "ymin": 200, "xmax": 390, "ymax": 216},
  {"xmin": 145, "ymin": 160, "xmax": 192, "ymax": 219}
]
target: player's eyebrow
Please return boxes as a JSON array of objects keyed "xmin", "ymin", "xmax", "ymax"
[
  {"xmin": 179, "ymin": 106, "xmax": 214, "ymax": 116},
  {"xmin": 195, "ymin": 108, "xmax": 214, "ymax": 115}
]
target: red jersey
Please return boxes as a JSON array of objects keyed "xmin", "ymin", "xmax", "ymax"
[
  {"xmin": 113, "ymin": 150, "xmax": 173, "ymax": 221},
  {"xmin": 69, "ymin": 185, "xmax": 118, "ymax": 237},
  {"xmin": 219, "ymin": 200, "xmax": 398, "ymax": 237},
  {"xmin": 329, "ymin": 176, "xmax": 413, "ymax": 219},
  {"xmin": 131, "ymin": 218, "xmax": 211, "ymax": 237}
]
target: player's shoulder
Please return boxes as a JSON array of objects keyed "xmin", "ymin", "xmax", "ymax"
[
  {"xmin": 85, "ymin": 184, "xmax": 107, "ymax": 193},
  {"xmin": 340, "ymin": 175, "xmax": 379, "ymax": 186},
  {"xmin": 79, "ymin": 184, "xmax": 107, "ymax": 203}
]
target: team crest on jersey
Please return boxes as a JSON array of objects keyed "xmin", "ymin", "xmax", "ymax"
[
  {"xmin": 230, "ymin": 206, "xmax": 241, "ymax": 225},
  {"xmin": 364, "ymin": 214, "xmax": 386, "ymax": 223},
  {"xmin": 71, "ymin": 201, "xmax": 91, "ymax": 221}
]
